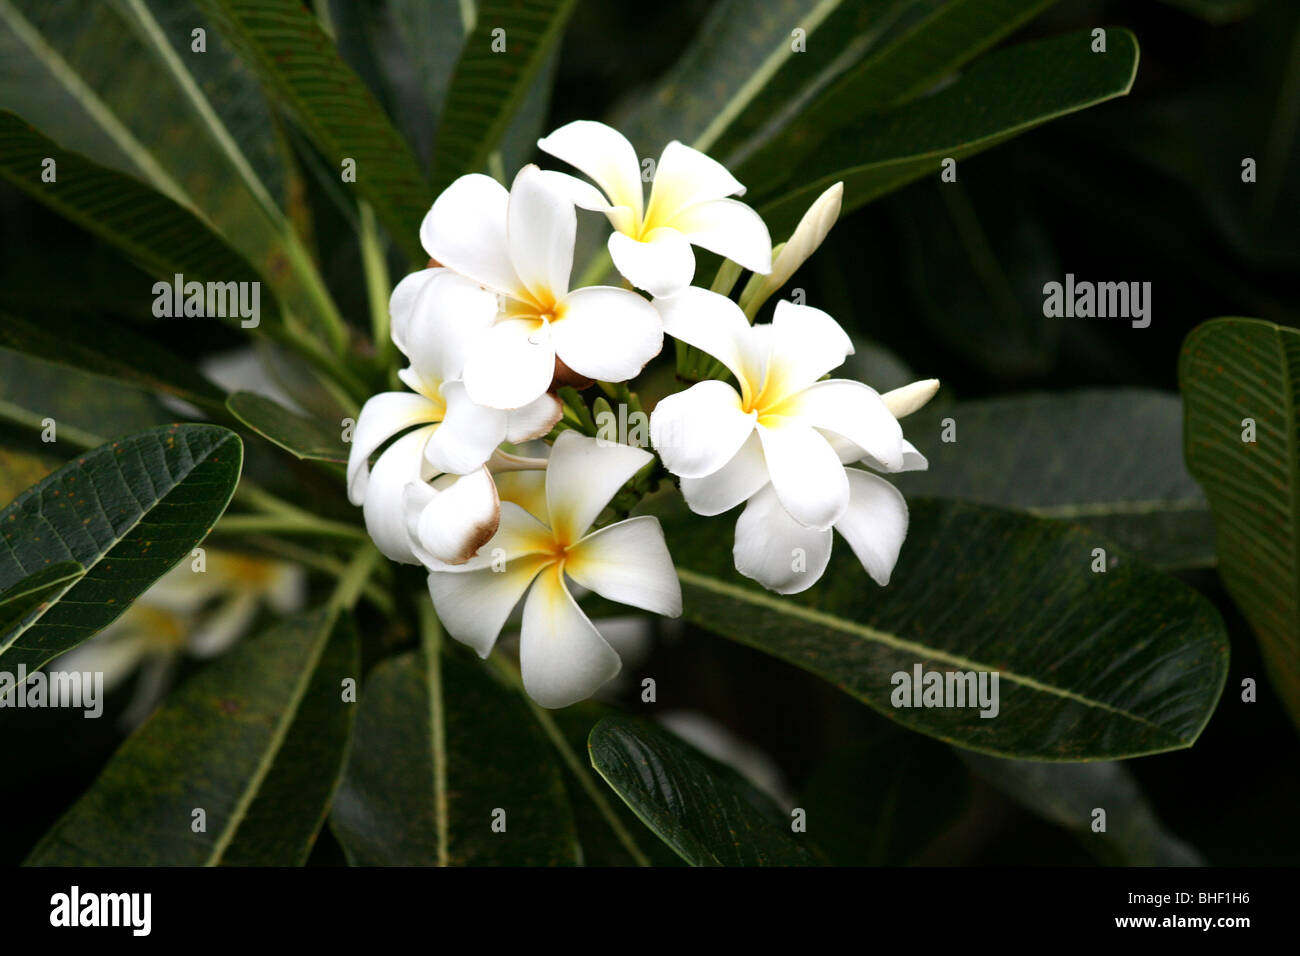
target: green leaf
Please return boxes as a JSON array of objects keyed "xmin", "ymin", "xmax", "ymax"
[
  {"xmin": 893, "ymin": 389, "xmax": 1215, "ymax": 570},
  {"xmin": 0, "ymin": 560, "xmax": 83, "ymax": 639},
  {"xmin": 961, "ymin": 752, "xmax": 1203, "ymax": 865},
  {"xmin": 0, "ymin": 348, "xmax": 173, "ymax": 451},
  {"xmin": 800, "ymin": 731, "xmax": 970, "ymax": 865},
  {"xmin": 0, "ymin": 0, "xmax": 317, "ymax": 319},
  {"xmin": 0, "ymin": 309, "xmax": 226, "ymax": 412},
  {"xmin": 588, "ymin": 716, "xmax": 818, "ymax": 866},
  {"xmin": 732, "ymin": 0, "xmax": 1057, "ymax": 178},
  {"xmin": 24, "ymin": 607, "xmax": 359, "ymax": 865},
  {"xmin": 616, "ymin": 0, "xmax": 892, "ymax": 157},
  {"xmin": 226, "ymin": 391, "xmax": 347, "ymax": 463},
  {"xmin": 656, "ymin": 498, "xmax": 1229, "ymax": 760},
  {"xmin": 193, "ymin": 0, "xmax": 430, "ymax": 262},
  {"xmin": 431, "ymin": 0, "xmax": 579, "ymax": 191},
  {"xmin": 331, "ymin": 646, "xmax": 580, "ymax": 866},
  {"xmin": 0, "ymin": 111, "xmax": 283, "ymax": 333},
  {"xmin": 548, "ymin": 702, "xmax": 685, "ymax": 866},
  {"xmin": 754, "ymin": 27, "xmax": 1140, "ymax": 236},
  {"xmin": 0, "ymin": 424, "xmax": 243, "ymax": 674},
  {"xmin": 1180, "ymin": 317, "xmax": 1300, "ymax": 732}
]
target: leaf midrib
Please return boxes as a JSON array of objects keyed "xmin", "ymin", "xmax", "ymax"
[{"xmin": 676, "ymin": 567, "xmax": 1176, "ymax": 740}]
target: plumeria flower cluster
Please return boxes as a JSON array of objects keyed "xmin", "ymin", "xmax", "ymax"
[{"xmin": 348, "ymin": 120, "xmax": 937, "ymax": 707}]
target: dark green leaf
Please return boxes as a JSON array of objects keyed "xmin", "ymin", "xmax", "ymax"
[
  {"xmin": 0, "ymin": 348, "xmax": 174, "ymax": 451},
  {"xmin": 588, "ymin": 716, "xmax": 817, "ymax": 866},
  {"xmin": 226, "ymin": 391, "xmax": 347, "ymax": 463},
  {"xmin": 331, "ymin": 646, "xmax": 580, "ymax": 866},
  {"xmin": 431, "ymin": 0, "xmax": 579, "ymax": 191},
  {"xmin": 0, "ymin": 111, "xmax": 282, "ymax": 333},
  {"xmin": 0, "ymin": 309, "xmax": 225, "ymax": 412},
  {"xmin": 1180, "ymin": 317, "xmax": 1300, "ymax": 732},
  {"xmin": 754, "ymin": 27, "xmax": 1140, "ymax": 236},
  {"xmin": 961, "ymin": 751, "xmax": 1203, "ymax": 865},
  {"xmin": 733, "ymin": 0, "xmax": 1057, "ymax": 179},
  {"xmin": 0, "ymin": 2, "xmax": 308, "ymax": 312},
  {"xmin": 0, "ymin": 560, "xmax": 83, "ymax": 639},
  {"xmin": 25, "ymin": 607, "xmax": 358, "ymax": 865},
  {"xmin": 894, "ymin": 389, "xmax": 1215, "ymax": 570},
  {"xmin": 801, "ymin": 731, "xmax": 970, "ymax": 865},
  {"xmin": 549, "ymin": 702, "xmax": 685, "ymax": 866},
  {"xmin": 0, "ymin": 424, "xmax": 242, "ymax": 673},
  {"xmin": 193, "ymin": 0, "xmax": 430, "ymax": 262},
  {"xmin": 657, "ymin": 497, "xmax": 1228, "ymax": 759}
]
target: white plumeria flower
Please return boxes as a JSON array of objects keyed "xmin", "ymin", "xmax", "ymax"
[
  {"xmin": 347, "ymin": 267, "xmax": 561, "ymax": 565},
  {"xmin": 420, "ymin": 163, "xmax": 663, "ymax": 410},
  {"xmin": 58, "ymin": 552, "xmax": 305, "ymax": 725},
  {"xmin": 649, "ymin": 289, "xmax": 937, "ymax": 593},
  {"xmin": 537, "ymin": 119, "xmax": 772, "ymax": 297},
  {"xmin": 425, "ymin": 431, "xmax": 682, "ymax": 709}
]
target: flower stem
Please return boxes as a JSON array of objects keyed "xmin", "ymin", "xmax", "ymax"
[
  {"xmin": 328, "ymin": 543, "xmax": 383, "ymax": 613},
  {"xmin": 359, "ymin": 201, "xmax": 393, "ymax": 368}
]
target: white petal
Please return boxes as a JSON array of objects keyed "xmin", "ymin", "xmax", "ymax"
[
  {"xmin": 755, "ymin": 418, "xmax": 848, "ymax": 530},
  {"xmin": 653, "ymin": 286, "xmax": 757, "ymax": 386},
  {"xmin": 362, "ymin": 425, "xmax": 438, "ymax": 564},
  {"xmin": 389, "ymin": 267, "xmax": 443, "ymax": 356},
  {"xmin": 507, "ymin": 165, "xmax": 576, "ymax": 305},
  {"xmin": 461, "ymin": 317, "xmax": 556, "ymax": 410},
  {"xmin": 551, "ymin": 285, "xmax": 663, "ymax": 382},
  {"xmin": 428, "ymin": 553, "xmax": 554, "ymax": 658},
  {"xmin": 423, "ymin": 381, "xmax": 508, "ymax": 475},
  {"xmin": 546, "ymin": 430, "xmax": 652, "ymax": 543},
  {"xmin": 188, "ymin": 592, "xmax": 256, "ymax": 657},
  {"xmin": 679, "ymin": 432, "xmax": 769, "ymax": 515},
  {"xmin": 505, "ymin": 392, "xmax": 562, "ymax": 443},
  {"xmin": 536, "ymin": 120, "xmax": 644, "ymax": 221},
  {"xmin": 649, "ymin": 379, "xmax": 753, "ymax": 479},
  {"xmin": 401, "ymin": 270, "xmax": 499, "ymax": 385},
  {"xmin": 764, "ymin": 300, "xmax": 854, "ymax": 397},
  {"xmin": 420, "ymin": 173, "xmax": 523, "ymax": 297},
  {"xmin": 857, "ymin": 438, "xmax": 929, "ymax": 474},
  {"xmin": 347, "ymin": 393, "xmax": 441, "ymax": 505},
  {"xmin": 835, "ymin": 470, "xmax": 909, "ymax": 586},
  {"xmin": 733, "ymin": 484, "xmax": 833, "ymax": 595},
  {"xmin": 669, "ymin": 198, "xmax": 772, "ymax": 275},
  {"xmin": 782, "ymin": 379, "xmax": 905, "ymax": 472},
  {"xmin": 881, "ymin": 378, "xmax": 940, "ymax": 419},
  {"xmin": 648, "ymin": 140, "xmax": 746, "ymax": 216},
  {"xmin": 519, "ymin": 563, "xmax": 621, "ymax": 708},
  {"xmin": 608, "ymin": 228, "xmax": 695, "ymax": 297},
  {"xmin": 540, "ymin": 169, "xmax": 638, "ymax": 235},
  {"xmin": 412, "ymin": 466, "xmax": 501, "ymax": 565},
  {"xmin": 566, "ymin": 516, "xmax": 682, "ymax": 617}
]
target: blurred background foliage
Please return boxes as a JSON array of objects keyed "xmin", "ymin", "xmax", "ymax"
[{"xmin": 1, "ymin": 0, "xmax": 1297, "ymax": 865}]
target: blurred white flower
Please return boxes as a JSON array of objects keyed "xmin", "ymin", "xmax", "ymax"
[
  {"xmin": 538, "ymin": 119, "xmax": 772, "ymax": 296},
  {"xmin": 58, "ymin": 552, "xmax": 305, "ymax": 726},
  {"xmin": 425, "ymin": 432, "xmax": 681, "ymax": 709}
]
